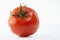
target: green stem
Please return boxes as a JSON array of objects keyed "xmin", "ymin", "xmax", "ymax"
[
  {"xmin": 19, "ymin": 4, "xmax": 23, "ymax": 18},
  {"xmin": 12, "ymin": 4, "xmax": 27, "ymax": 18},
  {"xmin": 18, "ymin": 4, "xmax": 27, "ymax": 18}
]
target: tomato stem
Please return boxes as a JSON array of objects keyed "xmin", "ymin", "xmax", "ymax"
[
  {"xmin": 18, "ymin": 4, "xmax": 27, "ymax": 18},
  {"xmin": 12, "ymin": 4, "xmax": 27, "ymax": 18},
  {"xmin": 19, "ymin": 4, "xmax": 23, "ymax": 18}
]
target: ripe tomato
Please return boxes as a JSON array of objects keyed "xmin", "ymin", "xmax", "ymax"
[{"xmin": 8, "ymin": 5, "xmax": 39, "ymax": 37}]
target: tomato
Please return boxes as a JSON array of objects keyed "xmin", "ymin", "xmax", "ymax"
[{"xmin": 8, "ymin": 5, "xmax": 39, "ymax": 37}]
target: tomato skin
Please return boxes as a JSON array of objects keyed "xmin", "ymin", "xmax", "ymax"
[{"xmin": 8, "ymin": 6, "xmax": 39, "ymax": 37}]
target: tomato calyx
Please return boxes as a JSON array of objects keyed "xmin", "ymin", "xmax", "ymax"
[
  {"xmin": 18, "ymin": 4, "xmax": 27, "ymax": 18},
  {"xmin": 12, "ymin": 4, "xmax": 28, "ymax": 18}
]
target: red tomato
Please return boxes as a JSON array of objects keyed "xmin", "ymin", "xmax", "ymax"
[{"xmin": 8, "ymin": 5, "xmax": 39, "ymax": 37}]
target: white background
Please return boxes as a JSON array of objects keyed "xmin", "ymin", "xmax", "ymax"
[{"xmin": 0, "ymin": 0, "xmax": 60, "ymax": 40}]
